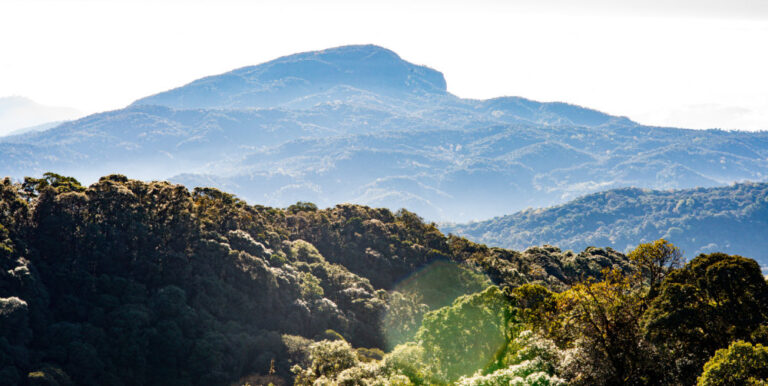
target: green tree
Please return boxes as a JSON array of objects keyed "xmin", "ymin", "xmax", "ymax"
[
  {"xmin": 627, "ymin": 239, "xmax": 683, "ymax": 293},
  {"xmin": 415, "ymin": 286, "xmax": 518, "ymax": 383},
  {"xmin": 22, "ymin": 172, "xmax": 85, "ymax": 197},
  {"xmin": 698, "ymin": 340, "xmax": 768, "ymax": 385},
  {"xmin": 547, "ymin": 270, "xmax": 657, "ymax": 385},
  {"xmin": 287, "ymin": 201, "xmax": 318, "ymax": 214},
  {"xmin": 291, "ymin": 340, "xmax": 360, "ymax": 385},
  {"xmin": 643, "ymin": 253, "xmax": 768, "ymax": 384}
]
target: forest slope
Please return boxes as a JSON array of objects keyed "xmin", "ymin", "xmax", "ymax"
[
  {"xmin": 2, "ymin": 174, "xmax": 766, "ymax": 385},
  {"xmin": 0, "ymin": 174, "xmax": 630, "ymax": 385},
  {"xmin": 443, "ymin": 182, "xmax": 768, "ymax": 267}
]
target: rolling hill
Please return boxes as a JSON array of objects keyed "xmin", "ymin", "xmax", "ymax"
[{"xmin": 442, "ymin": 182, "xmax": 768, "ymax": 266}]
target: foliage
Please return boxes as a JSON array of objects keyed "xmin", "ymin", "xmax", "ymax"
[
  {"xmin": 698, "ymin": 340, "xmax": 768, "ymax": 386},
  {"xmin": 545, "ymin": 270, "xmax": 657, "ymax": 385},
  {"xmin": 627, "ymin": 238, "xmax": 683, "ymax": 292},
  {"xmin": 287, "ymin": 202, "xmax": 318, "ymax": 215},
  {"xmin": 2, "ymin": 173, "xmax": 634, "ymax": 385},
  {"xmin": 415, "ymin": 286, "xmax": 517, "ymax": 383},
  {"xmin": 292, "ymin": 340, "xmax": 360, "ymax": 384},
  {"xmin": 2, "ymin": 173, "xmax": 766, "ymax": 385},
  {"xmin": 456, "ymin": 360, "xmax": 566, "ymax": 386},
  {"xmin": 456, "ymin": 330, "xmax": 565, "ymax": 386},
  {"xmin": 21, "ymin": 172, "xmax": 85, "ymax": 197},
  {"xmin": 643, "ymin": 252, "xmax": 768, "ymax": 384}
]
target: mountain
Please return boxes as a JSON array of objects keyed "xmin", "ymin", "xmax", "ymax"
[
  {"xmin": 442, "ymin": 182, "xmax": 768, "ymax": 266},
  {"xmin": 5, "ymin": 120, "xmax": 67, "ymax": 136},
  {"xmin": 133, "ymin": 45, "xmax": 448, "ymax": 109},
  {"xmin": 0, "ymin": 96, "xmax": 80, "ymax": 136},
  {"xmin": 1, "ymin": 45, "xmax": 767, "ymax": 221}
]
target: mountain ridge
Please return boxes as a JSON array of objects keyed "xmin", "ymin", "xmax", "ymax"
[
  {"xmin": 441, "ymin": 181, "xmax": 768, "ymax": 265},
  {"xmin": 1, "ymin": 44, "xmax": 767, "ymax": 221},
  {"xmin": 131, "ymin": 45, "xmax": 448, "ymax": 109}
]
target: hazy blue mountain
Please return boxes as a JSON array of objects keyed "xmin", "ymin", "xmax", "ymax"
[
  {"xmin": 0, "ymin": 96, "xmax": 81, "ymax": 136},
  {"xmin": 4, "ymin": 120, "xmax": 67, "ymax": 136},
  {"xmin": 1, "ymin": 45, "xmax": 767, "ymax": 221},
  {"xmin": 442, "ymin": 182, "xmax": 768, "ymax": 266},
  {"xmin": 133, "ymin": 45, "xmax": 447, "ymax": 109}
]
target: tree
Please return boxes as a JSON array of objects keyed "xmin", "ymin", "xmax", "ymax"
[
  {"xmin": 22, "ymin": 172, "xmax": 85, "ymax": 197},
  {"xmin": 643, "ymin": 253, "xmax": 768, "ymax": 384},
  {"xmin": 415, "ymin": 286, "xmax": 518, "ymax": 383},
  {"xmin": 287, "ymin": 201, "xmax": 318, "ymax": 214},
  {"xmin": 627, "ymin": 239, "xmax": 683, "ymax": 293},
  {"xmin": 698, "ymin": 340, "xmax": 768, "ymax": 385},
  {"xmin": 547, "ymin": 270, "xmax": 657, "ymax": 385},
  {"xmin": 292, "ymin": 340, "xmax": 360, "ymax": 385}
]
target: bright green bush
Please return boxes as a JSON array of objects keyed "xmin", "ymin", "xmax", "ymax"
[{"xmin": 698, "ymin": 340, "xmax": 768, "ymax": 386}]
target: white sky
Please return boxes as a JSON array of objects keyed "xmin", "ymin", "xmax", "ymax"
[{"xmin": 1, "ymin": 0, "xmax": 767, "ymax": 131}]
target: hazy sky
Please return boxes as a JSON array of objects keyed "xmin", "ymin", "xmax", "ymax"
[{"xmin": 1, "ymin": 0, "xmax": 767, "ymax": 131}]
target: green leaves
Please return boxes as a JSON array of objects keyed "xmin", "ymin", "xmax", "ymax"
[
  {"xmin": 643, "ymin": 252, "xmax": 768, "ymax": 384},
  {"xmin": 698, "ymin": 341, "xmax": 768, "ymax": 386},
  {"xmin": 415, "ymin": 286, "xmax": 518, "ymax": 383},
  {"xmin": 627, "ymin": 239, "xmax": 683, "ymax": 291},
  {"xmin": 22, "ymin": 172, "xmax": 85, "ymax": 197}
]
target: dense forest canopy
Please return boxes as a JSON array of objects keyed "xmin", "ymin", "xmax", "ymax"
[{"xmin": 1, "ymin": 173, "xmax": 766, "ymax": 385}]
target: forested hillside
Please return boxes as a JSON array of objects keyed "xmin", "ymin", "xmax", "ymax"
[
  {"xmin": 2, "ymin": 45, "xmax": 767, "ymax": 221},
  {"xmin": 444, "ymin": 182, "xmax": 768, "ymax": 267},
  {"xmin": 1, "ymin": 174, "xmax": 767, "ymax": 385},
  {"xmin": 0, "ymin": 173, "xmax": 630, "ymax": 385}
]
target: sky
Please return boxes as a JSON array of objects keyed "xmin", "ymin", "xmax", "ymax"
[{"xmin": 1, "ymin": 0, "xmax": 767, "ymax": 131}]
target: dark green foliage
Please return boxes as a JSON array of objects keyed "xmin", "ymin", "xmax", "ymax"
[
  {"xmin": 7, "ymin": 173, "xmax": 763, "ymax": 385},
  {"xmin": 643, "ymin": 252, "xmax": 768, "ymax": 384},
  {"xmin": 0, "ymin": 176, "xmax": 385, "ymax": 385},
  {"xmin": 22, "ymin": 172, "xmax": 85, "ymax": 197},
  {"xmin": 0, "ymin": 173, "xmax": 617, "ymax": 385},
  {"xmin": 287, "ymin": 201, "xmax": 318, "ymax": 214}
]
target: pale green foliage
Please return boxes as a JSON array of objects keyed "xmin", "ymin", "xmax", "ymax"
[
  {"xmin": 502, "ymin": 331, "xmax": 561, "ymax": 374},
  {"xmin": 292, "ymin": 340, "xmax": 360, "ymax": 385},
  {"xmin": 382, "ymin": 343, "xmax": 430, "ymax": 384},
  {"xmin": 292, "ymin": 339, "xmax": 417, "ymax": 385},
  {"xmin": 459, "ymin": 330, "xmax": 565, "ymax": 386},
  {"xmin": 289, "ymin": 240, "xmax": 325, "ymax": 264},
  {"xmin": 698, "ymin": 340, "xmax": 768, "ymax": 386},
  {"xmin": 416, "ymin": 286, "xmax": 517, "ymax": 383},
  {"xmin": 627, "ymin": 239, "xmax": 683, "ymax": 289},
  {"xmin": 298, "ymin": 271, "xmax": 324, "ymax": 299},
  {"xmin": 457, "ymin": 360, "xmax": 566, "ymax": 386}
]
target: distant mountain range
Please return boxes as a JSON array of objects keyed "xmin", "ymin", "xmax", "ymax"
[
  {"xmin": 0, "ymin": 96, "xmax": 80, "ymax": 136},
  {"xmin": 1, "ymin": 45, "xmax": 767, "ymax": 221},
  {"xmin": 442, "ymin": 182, "xmax": 768, "ymax": 266}
]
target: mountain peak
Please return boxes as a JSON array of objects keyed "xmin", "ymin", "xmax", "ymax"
[{"xmin": 132, "ymin": 45, "xmax": 447, "ymax": 109}]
